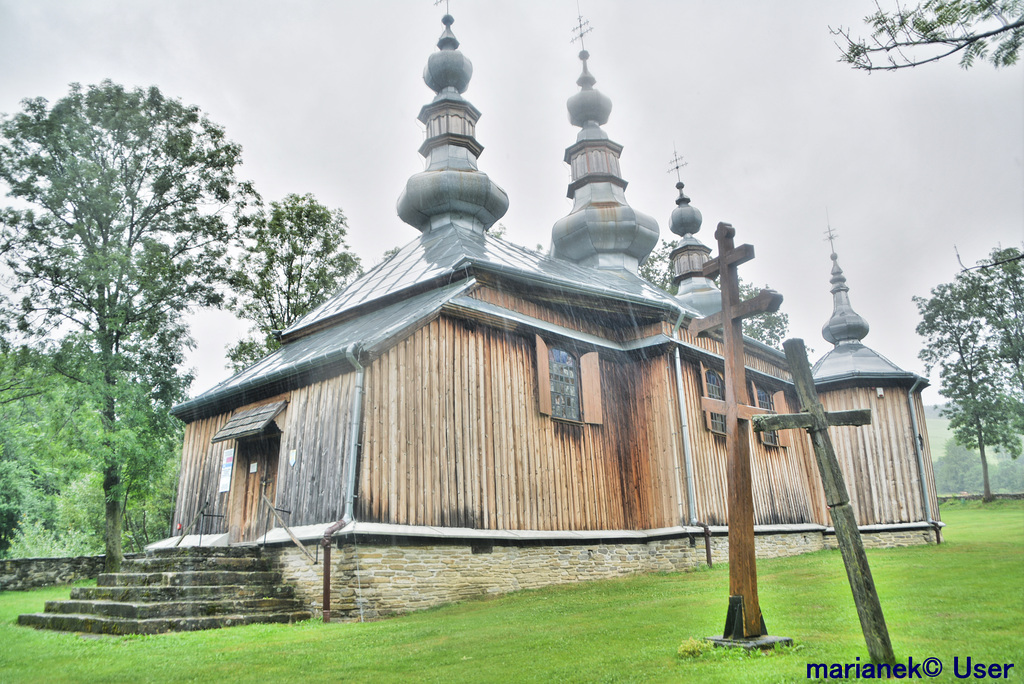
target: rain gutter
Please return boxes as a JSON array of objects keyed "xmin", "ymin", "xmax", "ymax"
[
  {"xmin": 670, "ymin": 314, "xmax": 698, "ymax": 526},
  {"xmin": 906, "ymin": 376, "xmax": 939, "ymax": 542},
  {"xmin": 322, "ymin": 343, "xmax": 366, "ymax": 622}
]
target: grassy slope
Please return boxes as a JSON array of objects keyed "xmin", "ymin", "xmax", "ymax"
[{"xmin": 1, "ymin": 502, "xmax": 1021, "ymax": 683}]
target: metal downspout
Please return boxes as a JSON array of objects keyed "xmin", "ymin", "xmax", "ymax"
[
  {"xmin": 907, "ymin": 377, "xmax": 939, "ymax": 543},
  {"xmin": 674, "ymin": 346, "xmax": 698, "ymax": 526},
  {"xmin": 322, "ymin": 344, "xmax": 366, "ymax": 622}
]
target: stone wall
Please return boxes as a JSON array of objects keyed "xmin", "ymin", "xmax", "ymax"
[
  {"xmin": 270, "ymin": 527, "xmax": 934, "ymax": 621},
  {"xmin": 824, "ymin": 527, "xmax": 937, "ymax": 550},
  {"xmin": 0, "ymin": 555, "xmax": 106, "ymax": 592}
]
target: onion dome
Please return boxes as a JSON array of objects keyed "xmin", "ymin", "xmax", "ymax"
[
  {"xmin": 822, "ymin": 252, "xmax": 870, "ymax": 345},
  {"xmin": 397, "ymin": 15, "xmax": 509, "ymax": 234},
  {"xmin": 551, "ymin": 50, "xmax": 658, "ymax": 273},
  {"xmin": 667, "ymin": 181, "xmax": 720, "ymax": 316}
]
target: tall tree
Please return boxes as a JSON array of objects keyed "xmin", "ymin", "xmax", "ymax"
[
  {"xmin": 0, "ymin": 81, "xmax": 255, "ymax": 570},
  {"xmin": 915, "ymin": 257, "xmax": 1022, "ymax": 501},
  {"xmin": 978, "ymin": 247, "xmax": 1024, "ymax": 406},
  {"xmin": 639, "ymin": 238, "xmax": 790, "ymax": 348},
  {"xmin": 226, "ymin": 193, "xmax": 360, "ymax": 372},
  {"xmin": 832, "ymin": 0, "xmax": 1024, "ymax": 71}
]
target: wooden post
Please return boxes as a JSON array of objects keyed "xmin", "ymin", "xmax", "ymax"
[
  {"xmin": 753, "ymin": 338, "xmax": 895, "ymax": 664},
  {"xmin": 689, "ymin": 223, "xmax": 784, "ymax": 643}
]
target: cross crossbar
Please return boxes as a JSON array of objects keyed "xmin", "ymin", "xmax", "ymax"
[
  {"xmin": 688, "ymin": 288, "xmax": 784, "ymax": 336},
  {"xmin": 702, "ymin": 242, "xmax": 754, "ymax": 280},
  {"xmin": 700, "ymin": 396, "xmax": 769, "ymax": 423},
  {"xmin": 754, "ymin": 408, "xmax": 870, "ymax": 432}
]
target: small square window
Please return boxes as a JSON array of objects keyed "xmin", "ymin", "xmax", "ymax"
[
  {"xmin": 755, "ymin": 386, "xmax": 780, "ymax": 447},
  {"xmin": 704, "ymin": 368, "xmax": 726, "ymax": 436}
]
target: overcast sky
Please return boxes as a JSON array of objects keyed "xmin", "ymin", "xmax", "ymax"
[{"xmin": 2, "ymin": 1, "xmax": 1022, "ymax": 406}]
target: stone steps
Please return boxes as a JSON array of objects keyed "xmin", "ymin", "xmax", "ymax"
[
  {"xmin": 44, "ymin": 597, "xmax": 300, "ymax": 619},
  {"xmin": 18, "ymin": 547, "xmax": 310, "ymax": 635},
  {"xmin": 17, "ymin": 610, "xmax": 310, "ymax": 636},
  {"xmin": 97, "ymin": 570, "xmax": 281, "ymax": 587},
  {"xmin": 73, "ymin": 583, "xmax": 297, "ymax": 602}
]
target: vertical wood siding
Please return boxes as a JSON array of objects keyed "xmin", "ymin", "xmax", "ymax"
[
  {"xmin": 819, "ymin": 386, "xmax": 931, "ymax": 525},
  {"xmin": 275, "ymin": 373, "xmax": 358, "ymax": 528},
  {"xmin": 356, "ymin": 316, "xmax": 685, "ymax": 531},
  {"xmin": 174, "ymin": 413, "xmax": 234, "ymax": 534},
  {"xmin": 173, "ymin": 376, "xmax": 358, "ymax": 535},
  {"xmin": 676, "ymin": 362, "xmax": 823, "ymax": 526}
]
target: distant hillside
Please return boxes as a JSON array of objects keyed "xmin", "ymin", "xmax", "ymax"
[{"xmin": 925, "ymin": 405, "xmax": 953, "ymax": 458}]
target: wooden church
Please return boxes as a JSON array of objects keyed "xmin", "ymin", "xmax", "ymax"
[{"xmin": 167, "ymin": 15, "xmax": 940, "ymax": 618}]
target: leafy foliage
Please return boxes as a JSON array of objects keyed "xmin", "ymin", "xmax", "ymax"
[
  {"xmin": 226, "ymin": 193, "xmax": 360, "ymax": 371},
  {"xmin": 915, "ymin": 245, "xmax": 1024, "ymax": 500},
  {"xmin": 639, "ymin": 238, "xmax": 790, "ymax": 348},
  {"xmin": 0, "ymin": 80, "xmax": 254, "ymax": 568},
  {"xmin": 832, "ymin": 0, "xmax": 1024, "ymax": 71}
]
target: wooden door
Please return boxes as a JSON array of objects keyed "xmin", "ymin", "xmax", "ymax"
[{"xmin": 231, "ymin": 434, "xmax": 281, "ymax": 543}]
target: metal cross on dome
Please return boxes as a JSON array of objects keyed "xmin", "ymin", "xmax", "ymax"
[
  {"xmin": 570, "ymin": 8, "xmax": 593, "ymax": 48},
  {"xmin": 668, "ymin": 145, "xmax": 688, "ymax": 183},
  {"xmin": 688, "ymin": 223, "xmax": 785, "ymax": 643}
]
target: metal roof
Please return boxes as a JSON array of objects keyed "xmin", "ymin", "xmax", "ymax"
[
  {"xmin": 285, "ymin": 224, "xmax": 691, "ymax": 339},
  {"xmin": 171, "ymin": 281, "xmax": 475, "ymax": 422},
  {"xmin": 811, "ymin": 342, "xmax": 924, "ymax": 387},
  {"xmin": 173, "ymin": 226, "xmax": 702, "ymax": 423}
]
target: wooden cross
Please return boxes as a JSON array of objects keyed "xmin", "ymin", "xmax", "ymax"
[
  {"xmin": 689, "ymin": 222, "xmax": 783, "ymax": 640},
  {"xmin": 753, "ymin": 338, "xmax": 895, "ymax": 664}
]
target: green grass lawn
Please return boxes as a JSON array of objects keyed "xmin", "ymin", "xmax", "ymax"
[{"xmin": 2, "ymin": 502, "xmax": 1022, "ymax": 683}]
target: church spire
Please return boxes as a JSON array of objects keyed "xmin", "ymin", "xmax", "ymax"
[
  {"xmin": 397, "ymin": 14, "xmax": 509, "ymax": 234},
  {"xmin": 667, "ymin": 175, "xmax": 721, "ymax": 316},
  {"xmin": 551, "ymin": 37, "xmax": 658, "ymax": 273},
  {"xmin": 822, "ymin": 250, "xmax": 870, "ymax": 346}
]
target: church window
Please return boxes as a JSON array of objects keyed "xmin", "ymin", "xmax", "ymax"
[
  {"xmin": 703, "ymin": 367, "xmax": 727, "ymax": 435},
  {"xmin": 549, "ymin": 348, "xmax": 581, "ymax": 421},
  {"xmin": 535, "ymin": 335, "xmax": 603, "ymax": 424},
  {"xmin": 754, "ymin": 385, "xmax": 780, "ymax": 446}
]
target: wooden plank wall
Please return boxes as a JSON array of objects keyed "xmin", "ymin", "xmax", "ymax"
[
  {"xmin": 818, "ymin": 386, "xmax": 929, "ymax": 525},
  {"xmin": 675, "ymin": 361, "xmax": 822, "ymax": 526},
  {"xmin": 174, "ymin": 378, "xmax": 358, "ymax": 535},
  {"xmin": 174, "ymin": 413, "xmax": 234, "ymax": 535},
  {"xmin": 469, "ymin": 287, "xmax": 665, "ymax": 343},
  {"xmin": 356, "ymin": 315, "xmax": 685, "ymax": 531},
  {"xmin": 275, "ymin": 373, "xmax": 358, "ymax": 528}
]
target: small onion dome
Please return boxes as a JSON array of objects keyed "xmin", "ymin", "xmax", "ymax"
[
  {"xmin": 424, "ymin": 15, "xmax": 473, "ymax": 95},
  {"xmin": 669, "ymin": 182, "xmax": 702, "ymax": 237},
  {"xmin": 822, "ymin": 252, "xmax": 870, "ymax": 345},
  {"xmin": 567, "ymin": 50, "xmax": 612, "ymax": 127}
]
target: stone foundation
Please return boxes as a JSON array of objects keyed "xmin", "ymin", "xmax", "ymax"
[{"xmin": 269, "ymin": 526, "xmax": 937, "ymax": 621}]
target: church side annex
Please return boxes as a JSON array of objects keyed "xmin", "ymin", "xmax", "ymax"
[{"xmin": 164, "ymin": 15, "xmax": 940, "ymax": 621}]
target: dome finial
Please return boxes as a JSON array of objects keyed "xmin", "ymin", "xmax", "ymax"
[
  {"xmin": 551, "ymin": 16, "xmax": 658, "ymax": 273},
  {"xmin": 397, "ymin": 13, "xmax": 508, "ymax": 234},
  {"xmin": 821, "ymin": 237, "xmax": 870, "ymax": 346}
]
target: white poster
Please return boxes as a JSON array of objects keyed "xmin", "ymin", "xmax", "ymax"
[{"xmin": 218, "ymin": 448, "xmax": 235, "ymax": 493}]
